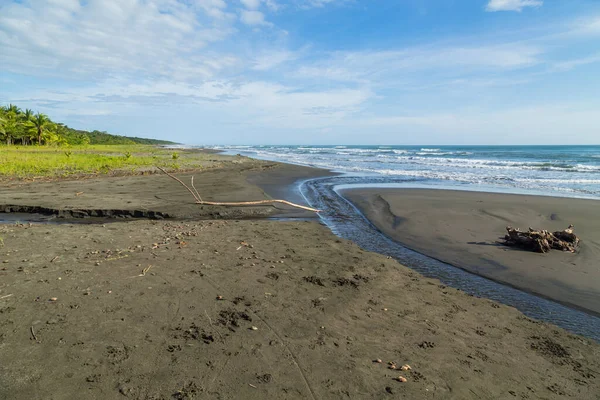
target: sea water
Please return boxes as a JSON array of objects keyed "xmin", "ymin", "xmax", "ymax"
[{"xmin": 210, "ymin": 145, "xmax": 600, "ymax": 199}]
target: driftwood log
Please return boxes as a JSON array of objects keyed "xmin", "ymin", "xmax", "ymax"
[
  {"xmin": 503, "ymin": 225, "xmax": 580, "ymax": 253},
  {"xmin": 157, "ymin": 166, "xmax": 320, "ymax": 213}
]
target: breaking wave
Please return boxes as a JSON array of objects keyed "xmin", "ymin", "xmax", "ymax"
[{"xmin": 208, "ymin": 145, "xmax": 600, "ymax": 199}]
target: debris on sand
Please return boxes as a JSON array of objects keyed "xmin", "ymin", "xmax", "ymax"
[{"xmin": 503, "ymin": 225, "xmax": 579, "ymax": 253}]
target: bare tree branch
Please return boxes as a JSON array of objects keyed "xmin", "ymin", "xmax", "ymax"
[
  {"xmin": 157, "ymin": 166, "xmax": 320, "ymax": 213},
  {"xmin": 191, "ymin": 176, "xmax": 203, "ymax": 203}
]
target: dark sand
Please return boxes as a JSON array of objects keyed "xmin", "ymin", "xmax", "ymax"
[
  {"xmin": 1, "ymin": 163, "xmax": 600, "ymax": 399},
  {"xmin": 342, "ymin": 188, "xmax": 600, "ymax": 316},
  {"xmin": 0, "ymin": 155, "xmax": 330, "ymax": 221}
]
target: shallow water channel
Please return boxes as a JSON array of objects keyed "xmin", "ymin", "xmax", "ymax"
[{"xmin": 300, "ymin": 175, "xmax": 600, "ymax": 342}]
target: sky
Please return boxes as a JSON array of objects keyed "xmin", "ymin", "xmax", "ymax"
[{"xmin": 1, "ymin": 0, "xmax": 599, "ymax": 145}]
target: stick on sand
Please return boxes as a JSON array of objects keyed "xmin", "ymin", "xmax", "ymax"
[{"xmin": 157, "ymin": 166, "xmax": 320, "ymax": 213}]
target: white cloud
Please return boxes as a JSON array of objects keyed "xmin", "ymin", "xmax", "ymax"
[
  {"xmin": 551, "ymin": 53, "xmax": 600, "ymax": 72},
  {"xmin": 14, "ymin": 77, "xmax": 373, "ymax": 133},
  {"xmin": 252, "ymin": 50, "xmax": 298, "ymax": 70},
  {"xmin": 302, "ymin": 0, "xmax": 340, "ymax": 8},
  {"xmin": 580, "ymin": 17, "xmax": 600, "ymax": 34},
  {"xmin": 486, "ymin": 0, "xmax": 543, "ymax": 12},
  {"xmin": 264, "ymin": 0, "xmax": 280, "ymax": 11},
  {"xmin": 348, "ymin": 105, "xmax": 600, "ymax": 145},
  {"xmin": 240, "ymin": 0, "xmax": 261, "ymax": 10},
  {"xmin": 0, "ymin": 0, "xmax": 236, "ymax": 78},
  {"xmin": 295, "ymin": 44, "xmax": 543, "ymax": 85},
  {"xmin": 240, "ymin": 10, "xmax": 271, "ymax": 26}
]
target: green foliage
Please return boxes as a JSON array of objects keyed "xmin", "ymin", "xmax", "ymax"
[
  {"xmin": 172, "ymin": 152, "xmax": 179, "ymax": 160},
  {"xmin": 28, "ymin": 113, "xmax": 52, "ymax": 145},
  {"xmin": 0, "ymin": 145, "xmax": 215, "ymax": 179},
  {"xmin": 0, "ymin": 103, "xmax": 177, "ymax": 146}
]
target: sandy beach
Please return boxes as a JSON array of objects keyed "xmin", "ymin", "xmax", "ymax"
[
  {"xmin": 342, "ymin": 188, "xmax": 600, "ymax": 316},
  {"xmin": 0, "ymin": 153, "xmax": 330, "ymax": 221},
  {"xmin": 1, "ymin": 159, "xmax": 600, "ymax": 399}
]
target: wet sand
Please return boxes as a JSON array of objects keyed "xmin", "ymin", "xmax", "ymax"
[
  {"xmin": 342, "ymin": 188, "xmax": 600, "ymax": 316},
  {"xmin": 1, "ymin": 163, "xmax": 600, "ymax": 399}
]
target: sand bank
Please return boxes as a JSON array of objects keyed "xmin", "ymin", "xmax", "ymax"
[
  {"xmin": 342, "ymin": 188, "xmax": 600, "ymax": 315},
  {"xmin": 0, "ymin": 154, "xmax": 330, "ymax": 221}
]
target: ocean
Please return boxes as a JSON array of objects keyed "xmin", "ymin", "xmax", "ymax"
[{"xmin": 210, "ymin": 145, "xmax": 600, "ymax": 199}]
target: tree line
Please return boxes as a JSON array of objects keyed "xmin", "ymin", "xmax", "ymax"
[{"xmin": 0, "ymin": 104, "xmax": 175, "ymax": 146}]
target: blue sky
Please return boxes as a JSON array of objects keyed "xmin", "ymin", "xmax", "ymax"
[{"xmin": 1, "ymin": 0, "xmax": 599, "ymax": 145}]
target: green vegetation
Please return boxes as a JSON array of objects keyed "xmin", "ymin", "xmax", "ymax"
[
  {"xmin": 0, "ymin": 145, "xmax": 217, "ymax": 180},
  {"xmin": 0, "ymin": 104, "xmax": 205, "ymax": 180},
  {"xmin": 0, "ymin": 104, "xmax": 176, "ymax": 146}
]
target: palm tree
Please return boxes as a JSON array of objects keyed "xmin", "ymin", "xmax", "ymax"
[
  {"xmin": 2, "ymin": 111, "xmax": 22, "ymax": 145},
  {"xmin": 6, "ymin": 104, "xmax": 21, "ymax": 115},
  {"xmin": 1, "ymin": 105, "xmax": 23, "ymax": 144},
  {"xmin": 19, "ymin": 109, "xmax": 35, "ymax": 145},
  {"xmin": 30, "ymin": 113, "xmax": 52, "ymax": 145},
  {"xmin": 0, "ymin": 109, "xmax": 6, "ymax": 143},
  {"xmin": 22, "ymin": 108, "xmax": 34, "ymax": 121}
]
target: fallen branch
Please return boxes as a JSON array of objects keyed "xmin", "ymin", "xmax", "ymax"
[
  {"xmin": 30, "ymin": 326, "xmax": 39, "ymax": 343},
  {"xmin": 140, "ymin": 265, "xmax": 152, "ymax": 276},
  {"xmin": 191, "ymin": 176, "xmax": 203, "ymax": 203},
  {"xmin": 157, "ymin": 166, "xmax": 320, "ymax": 213},
  {"xmin": 503, "ymin": 225, "xmax": 580, "ymax": 253}
]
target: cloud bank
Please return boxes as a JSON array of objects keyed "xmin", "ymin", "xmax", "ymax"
[{"xmin": 1, "ymin": 0, "xmax": 599, "ymax": 144}]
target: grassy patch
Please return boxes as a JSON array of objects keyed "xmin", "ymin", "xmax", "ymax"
[{"xmin": 0, "ymin": 145, "xmax": 214, "ymax": 180}]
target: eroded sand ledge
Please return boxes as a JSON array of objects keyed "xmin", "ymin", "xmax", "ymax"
[{"xmin": 1, "ymin": 161, "xmax": 599, "ymax": 399}]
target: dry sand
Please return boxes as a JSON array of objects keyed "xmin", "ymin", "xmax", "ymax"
[
  {"xmin": 342, "ymin": 188, "xmax": 600, "ymax": 316},
  {"xmin": 1, "ymin": 162, "xmax": 599, "ymax": 399},
  {"xmin": 0, "ymin": 154, "xmax": 330, "ymax": 220}
]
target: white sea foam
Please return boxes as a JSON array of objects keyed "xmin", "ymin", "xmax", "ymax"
[
  {"xmin": 515, "ymin": 178, "xmax": 600, "ymax": 184},
  {"xmin": 210, "ymin": 145, "xmax": 600, "ymax": 198}
]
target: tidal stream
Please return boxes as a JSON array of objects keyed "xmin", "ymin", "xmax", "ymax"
[{"xmin": 300, "ymin": 175, "xmax": 600, "ymax": 342}]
